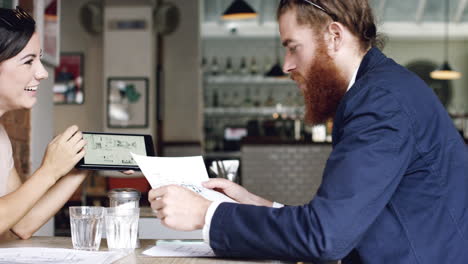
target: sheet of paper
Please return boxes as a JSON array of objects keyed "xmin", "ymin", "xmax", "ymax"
[
  {"xmin": 131, "ymin": 153, "xmax": 236, "ymax": 203},
  {"xmin": 142, "ymin": 240, "xmax": 215, "ymax": 257},
  {"xmin": 0, "ymin": 247, "xmax": 127, "ymax": 264}
]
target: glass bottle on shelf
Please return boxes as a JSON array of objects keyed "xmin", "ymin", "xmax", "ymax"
[
  {"xmin": 284, "ymin": 91, "xmax": 295, "ymax": 107},
  {"xmin": 250, "ymin": 57, "xmax": 258, "ymax": 75},
  {"xmin": 201, "ymin": 57, "xmax": 208, "ymax": 76},
  {"xmin": 212, "ymin": 90, "xmax": 219, "ymax": 107},
  {"xmin": 210, "ymin": 57, "xmax": 220, "ymax": 76},
  {"xmin": 225, "ymin": 57, "xmax": 233, "ymax": 76},
  {"xmin": 231, "ymin": 91, "xmax": 241, "ymax": 107},
  {"xmin": 204, "ymin": 89, "xmax": 210, "ymax": 107},
  {"xmin": 243, "ymin": 87, "xmax": 253, "ymax": 107},
  {"xmin": 253, "ymin": 88, "xmax": 261, "ymax": 107},
  {"xmin": 239, "ymin": 57, "xmax": 248, "ymax": 76},
  {"xmin": 264, "ymin": 91, "xmax": 275, "ymax": 107},
  {"xmin": 221, "ymin": 91, "xmax": 230, "ymax": 107}
]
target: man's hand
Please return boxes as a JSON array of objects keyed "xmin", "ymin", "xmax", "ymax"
[
  {"xmin": 202, "ymin": 178, "xmax": 273, "ymax": 207},
  {"xmin": 148, "ymin": 185, "xmax": 212, "ymax": 231}
]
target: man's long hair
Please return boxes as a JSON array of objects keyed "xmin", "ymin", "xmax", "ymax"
[{"xmin": 277, "ymin": 0, "xmax": 386, "ymax": 52}]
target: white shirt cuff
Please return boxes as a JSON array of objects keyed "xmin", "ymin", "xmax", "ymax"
[
  {"xmin": 202, "ymin": 201, "xmax": 223, "ymax": 244},
  {"xmin": 272, "ymin": 201, "xmax": 284, "ymax": 208},
  {"xmin": 202, "ymin": 201, "xmax": 283, "ymax": 244}
]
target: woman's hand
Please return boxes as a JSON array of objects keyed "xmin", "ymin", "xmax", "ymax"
[
  {"xmin": 202, "ymin": 178, "xmax": 273, "ymax": 207},
  {"xmin": 40, "ymin": 125, "xmax": 86, "ymax": 182}
]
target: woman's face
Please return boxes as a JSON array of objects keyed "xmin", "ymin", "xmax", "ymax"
[{"xmin": 0, "ymin": 32, "xmax": 48, "ymax": 113}]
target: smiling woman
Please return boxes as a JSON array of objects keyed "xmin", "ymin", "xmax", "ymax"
[{"xmin": 0, "ymin": 6, "xmax": 90, "ymax": 241}]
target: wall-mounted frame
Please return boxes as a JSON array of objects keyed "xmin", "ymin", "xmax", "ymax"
[
  {"xmin": 14, "ymin": 0, "xmax": 61, "ymax": 66},
  {"xmin": 107, "ymin": 77, "xmax": 149, "ymax": 128},
  {"xmin": 53, "ymin": 52, "xmax": 84, "ymax": 104},
  {"xmin": 14, "ymin": 0, "xmax": 35, "ymax": 16},
  {"xmin": 0, "ymin": 0, "xmax": 16, "ymax": 8},
  {"xmin": 41, "ymin": 0, "xmax": 60, "ymax": 66}
]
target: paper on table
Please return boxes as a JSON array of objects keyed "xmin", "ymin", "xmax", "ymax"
[
  {"xmin": 0, "ymin": 247, "xmax": 127, "ymax": 264},
  {"xmin": 131, "ymin": 153, "xmax": 236, "ymax": 203},
  {"xmin": 142, "ymin": 240, "xmax": 215, "ymax": 257}
]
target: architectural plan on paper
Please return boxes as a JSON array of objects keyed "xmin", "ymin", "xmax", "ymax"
[
  {"xmin": 83, "ymin": 134, "xmax": 146, "ymax": 165},
  {"xmin": 131, "ymin": 153, "xmax": 237, "ymax": 203},
  {"xmin": 0, "ymin": 247, "xmax": 127, "ymax": 264},
  {"xmin": 142, "ymin": 240, "xmax": 215, "ymax": 257}
]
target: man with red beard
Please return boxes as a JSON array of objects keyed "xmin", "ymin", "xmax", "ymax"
[{"xmin": 148, "ymin": 0, "xmax": 468, "ymax": 263}]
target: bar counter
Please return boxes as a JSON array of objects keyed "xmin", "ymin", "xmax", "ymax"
[{"xmin": 0, "ymin": 236, "xmax": 285, "ymax": 264}]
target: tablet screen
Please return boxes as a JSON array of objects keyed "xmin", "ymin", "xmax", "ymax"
[{"xmin": 83, "ymin": 133, "xmax": 147, "ymax": 166}]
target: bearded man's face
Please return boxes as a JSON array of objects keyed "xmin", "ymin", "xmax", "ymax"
[
  {"xmin": 290, "ymin": 40, "xmax": 348, "ymax": 125},
  {"xmin": 279, "ymin": 9, "xmax": 349, "ymax": 125}
]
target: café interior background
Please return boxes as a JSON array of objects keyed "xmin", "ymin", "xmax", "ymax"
[{"xmin": 4, "ymin": 0, "xmax": 468, "ymax": 236}]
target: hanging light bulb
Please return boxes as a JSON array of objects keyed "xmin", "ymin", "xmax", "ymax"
[
  {"xmin": 430, "ymin": 61, "xmax": 462, "ymax": 80},
  {"xmin": 222, "ymin": 0, "xmax": 257, "ymax": 20},
  {"xmin": 431, "ymin": 0, "xmax": 461, "ymax": 80}
]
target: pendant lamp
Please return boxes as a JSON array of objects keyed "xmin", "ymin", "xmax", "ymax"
[
  {"xmin": 430, "ymin": 0, "xmax": 461, "ymax": 80},
  {"xmin": 222, "ymin": 0, "xmax": 257, "ymax": 20},
  {"xmin": 266, "ymin": 36, "xmax": 288, "ymax": 79}
]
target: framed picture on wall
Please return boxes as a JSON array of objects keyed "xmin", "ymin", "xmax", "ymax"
[
  {"xmin": 15, "ymin": 0, "xmax": 60, "ymax": 66},
  {"xmin": 0, "ymin": 0, "xmax": 16, "ymax": 8},
  {"xmin": 40, "ymin": 0, "xmax": 60, "ymax": 66},
  {"xmin": 53, "ymin": 52, "xmax": 84, "ymax": 104},
  {"xmin": 14, "ymin": 0, "xmax": 35, "ymax": 16},
  {"xmin": 107, "ymin": 77, "xmax": 149, "ymax": 128}
]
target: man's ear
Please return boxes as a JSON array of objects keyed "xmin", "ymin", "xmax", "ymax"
[{"xmin": 326, "ymin": 22, "xmax": 344, "ymax": 52}]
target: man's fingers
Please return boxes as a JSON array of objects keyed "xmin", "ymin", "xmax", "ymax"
[
  {"xmin": 155, "ymin": 209, "xmax": 165, "ymax": 220},
  {"xmin": 202, "ymin": 178, "xmax": 231, "ymax": 189},
  {"xmin": 148, "ymin": 187, "xmax": 168, "ymax": 201}
]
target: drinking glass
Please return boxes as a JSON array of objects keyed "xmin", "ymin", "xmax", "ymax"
[
  {"xmin": 105, "ymin": 207, "xmax": 140, "ymax": 253},
  {"xmin": 69, "ymin": 206, "xmax": 105, "ymax": 251}
]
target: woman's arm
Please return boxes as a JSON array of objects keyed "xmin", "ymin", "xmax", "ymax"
[
  {"xmin": 11, "ymin": 169, "xmax": 89, "ymax": 239},
  {"xmin": 0, "ymin": 125, "xmax": 86, "ymax": 238},
  {"xmin": 0, "ymin": 167, "xmax": 57, "ymax": 236}
]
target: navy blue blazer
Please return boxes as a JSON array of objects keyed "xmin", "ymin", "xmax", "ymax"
[{"xmin": 209, "ymin": 48, "xmax": 468, "ymax": 263}]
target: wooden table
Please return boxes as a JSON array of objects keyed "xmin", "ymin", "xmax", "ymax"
[{"xmin": 0, "ymin": 236, "xmax": 289, "ymax": 264}]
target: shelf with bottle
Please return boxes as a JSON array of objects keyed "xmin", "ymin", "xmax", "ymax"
[
  {"xmin": 205, "ymin": 75, "xmax": 295, "ymax": 85},
  {"xmin": 205, "ymin": 105, "xmax": 304, "ymax": 117},
  {"xmin": 203, "ymin": 55, "xmax": 294, "ymax": 85}
]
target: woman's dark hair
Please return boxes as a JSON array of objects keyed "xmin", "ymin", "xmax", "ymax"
[
  {"xmin": 0, "ymin": 6, "xmax": 36, "ymax": 63},
  {"xmin": 277, "ymin": 0, "xmax": 386, "ymax": 52}
]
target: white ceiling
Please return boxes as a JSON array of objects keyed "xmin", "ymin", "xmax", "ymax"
[{"xmin": 202, "ymin": 0, "xmax": 468, "ymax": 39}]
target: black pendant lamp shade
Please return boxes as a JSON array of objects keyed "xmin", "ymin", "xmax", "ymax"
[
  {"xmin": 222, "ymin": 0, "xmax": 257, "ymax": 20},
  {"xmin": 265, "ymin": 61, "xmax": 288, "ymax": 78},
  {"xmin": 431, "ymin": 0, "xmax": 461, "ymax": 80}
]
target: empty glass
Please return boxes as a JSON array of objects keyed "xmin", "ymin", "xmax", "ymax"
[
  {"xmin": 105, "ymin": 207, "xmax": 140, "ymax": 253},
  {"xmin": 69, "ymin": 206, "xmax": 104, "ymax": 251}
]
